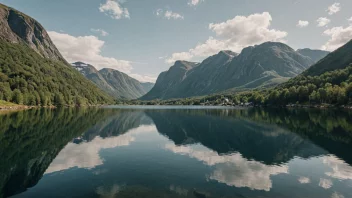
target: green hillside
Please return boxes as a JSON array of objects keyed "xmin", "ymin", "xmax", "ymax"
[{"xmin": 0, "ymin": 41, "xmax": 114, "ymax": 106}]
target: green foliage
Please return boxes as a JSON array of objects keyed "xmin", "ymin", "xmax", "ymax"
[
  {"xmin": 0, "ymin": 41, "xmax": 114, "ymax": 106},
  {"xmin": 0, "ymin": 100, "xmax": 18, "ymax": 107}
]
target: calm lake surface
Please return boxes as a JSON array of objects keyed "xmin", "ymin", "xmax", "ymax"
[{"xmin": 1, "ymin": 106, "xmax": 352, "ymax": 198}]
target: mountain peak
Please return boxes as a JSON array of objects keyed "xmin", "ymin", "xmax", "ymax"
[
  {"xmin": 0, "ymin": 3, "xmax": 65, "ymax": 61},
  {"xmin": 218, "ymin": 50, "xmax": 238, "ymax": 57},
  {"xmin": 173, "ymin": 60, "xmax": 199, "ymax": 70},
  {"xmin": 254, "ymin": 42, "xmax": 294, "ymax": 53}
]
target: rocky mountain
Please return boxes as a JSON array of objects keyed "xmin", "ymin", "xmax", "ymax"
[
  {"xmin": 72, "ymin": 62, "xmax": 154, "ymax": 99},
  {"xmin": 142, "ymin": 42, "xmax": 315, "ymax": 100},
  {"xmin": 302, "ymin": 39, "xmax": 352, "ymax": 76},
  {"xmin": 297, "ymin": 48, "xmax": 330, "ymax": 63},
  {"xmin": 0, "ymin": 3, "xmax": 64, "ymax": 62},
  {"xmin": 0, "ymin": 3, "xmax": 113, "ymax": 106},
  {"xmin": 140, "ymin": 60, "xmax": 199, "ymax": 100}
]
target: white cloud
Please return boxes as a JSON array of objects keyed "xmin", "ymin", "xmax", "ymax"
[
  {"xmin": 327, "ymin": 3, "xmax": 341, "ymax": 15},
  {"xmin": 99, "ymin": 0, "xmax": 130, "ymax": 20},
  {"xmin": 166, "ymin": 52, "xmax": 194, "ymax": 64},
  {"xmin": 49, "ymin": 31, "xmax": 157, "ymax": 82},
  {"xmin": 323, "ymin": 156, "xmax": 352, "ymax": 180},
  {"xmin": 45, "ymin": 125, "xmax": 156, "ymax": 174},
  {"xmin": 348, "ymin": 17, "xmax": 352, "ymax": 23},
  {"xmin": 298, "ymin": 177, "xmax": 311, "ymax": 184},
  {"xmin": 129, "ymin": 73, "xmax": 157, "ymax": 83},
  {"xmin": 297, "ymin": 20, "xmax": 309, "ymax": 28},
  {"xmin": 319, "ymin": 178, "xmax": 333, "ymax": 189},
  {"xmin": 48, "ymin": 31, "xmax": 132, "ymax": 73},
  {"xmin": 317, "ymin": 17, "xmax": 331, "ymax": 27},
  {"xmin": 91, "ymin": 28, "xmax": 109, "ymax": 36},
  {"xmin": 165, "ymin": 10, "xmax": 184, "ymax": 20},
  {"xmin": 165, "ymin": 143, "xmax": 288, "ymax": 191},
  {"xmin": 166, "ymin": 12, "xmax": 287, "ymax": 64},
  {"xmin": 188, "ymin": 0, "xmax": 204, "ymax": 6},
  {"xmin": 155, "ymin": 9, "xmax": 184, "ymax": 20},
  {"xmin": 321, "ymin": 25, "xmax": 352, "ymax": 51},
  {"xmin": 156, "ymin": 9, "xmax": 163, "ymax": 16}
]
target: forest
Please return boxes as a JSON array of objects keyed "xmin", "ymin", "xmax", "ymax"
[{"xmin": 0, "ymin": 41, "xmax": 113, "ymax": 106}]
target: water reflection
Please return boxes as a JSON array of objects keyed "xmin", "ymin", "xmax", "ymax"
[
  {"xmin": 165, "ymin": 143, "xmax": 288, "ymax": 191},
  {"xmin": 0, "ymin": 107, "xmax": 351, "ymax": 198}
]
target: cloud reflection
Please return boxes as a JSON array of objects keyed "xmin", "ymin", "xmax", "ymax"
[
  {"xmin": 319, "ymin": 178, "xmax": 333, "ymax": 189},
  {"xmin": 298, "ymin": 176, "xmax": 311, "ymax": 184},
  {"xmin": 165, "ymin": 143, "xmax": 288, "ymax": 191},
  {"xmin": 323, "ymin": 156, "xmax": 352, "ymax": 180},
  {"xmin": 45, "ymin": 125, "xmax": 156, "ymax": 174}
]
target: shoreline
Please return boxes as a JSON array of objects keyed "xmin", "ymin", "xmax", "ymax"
[{"xmin": 1, "ymin": 104, "xmax": 351, "ymax": 111}]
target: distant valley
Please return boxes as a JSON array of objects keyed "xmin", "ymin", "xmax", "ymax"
[{"xmin": 71, "ymin": 62, "xmax": 154, "ymax": 100}]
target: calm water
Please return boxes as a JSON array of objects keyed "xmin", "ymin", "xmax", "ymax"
[{"xmin": 1, "ymin": 106, "xmax": 352, "ymax": 198}]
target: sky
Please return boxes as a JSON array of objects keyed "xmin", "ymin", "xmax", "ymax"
[{"xmin": 1, "ymin": 0, "xmax": 352, "ymax": 82}]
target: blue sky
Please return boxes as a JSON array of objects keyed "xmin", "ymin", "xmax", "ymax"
[{"xmin": 1, "ymin": 0, "xmax": 352, "ymax": 82}]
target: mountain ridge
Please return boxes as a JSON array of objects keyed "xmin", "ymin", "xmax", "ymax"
[
  {"xmin": 71, "ymin": 62, "xmax": 154, "ymax": 99},
  {"xmin": 296, "ymin": 48, "xmax": 330, "ymax": 63},
  {"xmin": 142, "ymin": 42, "xmax": 319, "ymax": 100},
  {"xmin": 0, "ymin": 3, "xmax": 64, "ymax": 61}
]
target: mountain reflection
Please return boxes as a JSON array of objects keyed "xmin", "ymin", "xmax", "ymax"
[{"xmin": 1, "ymin": 107, "xmax": 352, "ymax": 198}]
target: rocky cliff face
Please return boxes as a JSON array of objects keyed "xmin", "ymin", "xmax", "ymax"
[
  {"xmin": 0, "ymin": 3, "xmax": 64, "ymax": 61},
  {"xmin": 141, "ymin": 61, "xmax": 199, "ymax": 100},
  {"xmin": 72, "ymin": 62, "xmax": 155, "ymax": 99},
  {"xmin": 142, "ymin": 42, "xmax": 315, "ymax": 100}
]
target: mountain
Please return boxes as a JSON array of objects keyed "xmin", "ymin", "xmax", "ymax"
[
  {"xmin": 146, "ymin": 109, "xmax": 326, "ymax": 165},
  {"xmin": 0, "ymin": 3, "xmax": 113, "ymax": 106},
  {"xmin": 297, "ymin": 48, "xmax": 330, "ymax": 63},
  {"xmin": 0, "ymin": 3, "xmax": 64, "ymax": 62},
  {"xmin": 142, "ymin": 42, "xmax": 315, "ymax": 100},
  {"xmin": 302, "ymin": 39, "xmax": 352, "ymax": 76},
  {"xmin": 140, "ymin": 60, "xmax": 199, "ymax": 100},
  {"xmin": 140, "ymin": 82, "xmax": 154, "ymax": 93},
  {"xmin": 263, "ymin": 40, "xmax": 352, "ymax": 106},
  {"xmin": 72, "ymin": 62, "xmax": 155, "ymax": 99}
]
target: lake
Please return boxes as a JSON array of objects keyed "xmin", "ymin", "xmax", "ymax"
[{"xmin": 1, "ymin": 106, "xmax": 352, "ymax": 198}]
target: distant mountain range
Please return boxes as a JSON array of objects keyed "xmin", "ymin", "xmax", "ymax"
[
  {"xmin": 142, "ymin": 42, "xmax": 329, "ymax": 100},
  {"xmin": 71, "ymin": 62, "xmax": 154, "ymax": 99}
]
